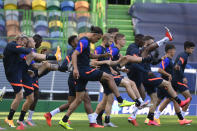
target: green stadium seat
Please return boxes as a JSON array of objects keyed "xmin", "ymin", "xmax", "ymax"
[{"xmin": 47, "ymin": 0, "xmax": 60, "ymax": 10}]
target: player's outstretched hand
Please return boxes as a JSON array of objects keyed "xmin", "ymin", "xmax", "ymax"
[{"xmin": 103, "ymin": 53, "xmax": 112, "ymax": 59}]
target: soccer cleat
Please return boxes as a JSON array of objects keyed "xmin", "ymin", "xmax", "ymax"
[
  {"xmin": 144, "ymin": 118, "xmax": 149, "ymax": 124},
  {"xmin": 44, "ymin": 112, "xmax": 52, "ymax": 127},
  {"xmin": 59, "ymin": 120, "xmax": 73, "ymax": 130},
  {"xmin": 16, "ymin": 122, "xmax": 25, "ymax": 130},
  {"xmin": 128, "ymin": 117, "xmax": 138, "ymax": 126},
  {"xmin": 104, "ymin": 122, "xmax": 118, "ymax": 127},
  {"xmin": 96, "ymin": 117, "xmax": 103, "ymax": 126},
  {"xmin": 26, "ymin": 120, "xmax": 36, "ymax": 126},
  {"xmin": 119, "ymin": 100, "xmax": 135, "ymax": 107},
  {"xmin": 0, "ymin": 87, "xmax": 6, "ymax": 101},
  {"xmin": 179, "ymin": 98, "xmax": 191, "ymax": 108},
  {"xmin": 178, "ymin": 119, "xmax": 192, "ymax": 125},
  {"xmin": 55, "ymin": 46, "xmax": 62, "ymax": 61},
  {"xmin": 165, "ymin": 27, "xmax": 173, "ymax": 41},
  {"xmin": 154, "ymin": 118, "xmax": 161, "ymax": 125},
  {"xmin": 17, "ymin": 120, "xmax": 27, "ymax": 127},
  {"xmin": 5, "ymin": 118, "xmax": 16, "ymax": 128},
  {"xmin": 147, "ymin": 120, "xmax": 160, "ymax": 126},
  {"xmin": 89, "ymin": 123, "xmax": 104, "ymax": 128}
]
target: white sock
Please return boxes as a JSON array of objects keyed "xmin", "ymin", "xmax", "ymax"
[
  {"xmin": 138, "ymin": 98, "xmax": 144, "ymax": 103},
  {"xmin": 27, "ymin": 110, "xmax": 34, "ymax": 121},
  {"xmin": 181, "ymin": 111, "xmax": 186, "ymax": 117},
  {"xmin": 155, "ymin": 110, "xmax": 161, "ymax": 119},
  {"xmin": 50, "ymin": 108, "xmax": 60, "ymax": 117},
  {"xmin": 130, "ymin": 106, "xmax": 138, "ymax": 119},
  {"xmin": 88, "ymin": 113, "xmax": 96, "ymax": 123},
  {"xmin": 156, "ymin": 37, "xmax": 169, "ymax": 47}
]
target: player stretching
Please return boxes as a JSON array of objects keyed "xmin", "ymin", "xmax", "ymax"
[
  {"xmin": 59, "ymin": 26, "xmax": 131, "ymax": 129},
  {"xmin": 3, "ymin": 35, "xmax": 61, "ymax": 129},
  {"xmin": 128, "ymin": 28, "xmax": 191, "ymax": 126}
]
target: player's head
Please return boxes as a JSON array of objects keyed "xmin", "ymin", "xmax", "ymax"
[
  {"xmin": 15, "ymin": 35, "xmax": 29, "ymax": 47},
  {"xmin": 90, "ymin": 26, "xmax": 103, "ymax": 43},
  {"xmin": 143, "ymin": 35, "xmax": 154, "ymax": 47},
  {"xmin": 68, "ymin": 35, "xmax": 78, "ymax": 48},
  {"xmin": 33, "ymin": 34, "xmax": 42, "ymax": 49},
  {"xmin": 114, "ymin": 33, "xmax": 126, "ymax": 48},
  {"xmin": 184, "ymin": 41, "xmax": 195, "ymax": 54},
  {"xmin": 165, "ymin": 44, "xmax": 176, "ymax": 57},
  {"xmin": 108, "ymin": 28, "xmax": 119, "ymax": 38},
  {"xmin": 102, "ymin": 33, "xmax": 111, "ymax": 48},
  {"xmin": 135, "ymin": 34, "xmax": 144, "ymax": 47},
  {"xmin": 28, "ymin": 37, "xmax": 36, "ymax": 48}
]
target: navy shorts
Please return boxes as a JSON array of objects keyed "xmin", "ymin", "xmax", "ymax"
[
  {"xmin": 22, "ymin": 70, "xmax": 34, "ymax": 96},
  {"xmin": 6, "ymin": 71, "xmax": 23, "ymax": 95},
  {"xmin": 102, "ymin": 74, "xmax": 124, "ymax": 95},
  {"xmin": 128, "ymin": 71, "xmax": 143, "ymax": 89},
  {"xmin": 157, "ymin": 87, "xmax": 171, "ymax": 100},
  {"xmin": 143, "ymin": 74, "xmax": 163, "ymax": 95},
  {"xmin": 76, "ymin": 67, "xmax": 103, "ymax": 92},
  {"xmin": 68, "ymin": 73, "xmax": 76, "ymax": 96},
  {"xmin": 172, "ymin": 80, "xmax": 189, "ymax": 93},
  {"xmin": 32, "ymin": 78, "xmax": 39, "ymax": 91}
]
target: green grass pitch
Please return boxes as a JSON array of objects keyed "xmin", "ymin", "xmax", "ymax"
[{"xmin": 0, "ymin": 112, "xmax": 197, "ymax": 131}]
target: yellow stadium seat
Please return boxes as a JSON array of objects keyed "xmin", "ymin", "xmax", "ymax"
[
  {"xmin": 49, "ymin": 20, "xmax": 63, "ymax": 28},
  {"xmin": 4, "ymin": 0, "xmax": 17, "ymax": 10},
  {"xmin": 32, "ymin": 0, "xmax": 46, "ymax": 10}
]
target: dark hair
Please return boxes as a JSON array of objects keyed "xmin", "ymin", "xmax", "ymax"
[
  {"xmin": 135, "ymin": 34, "xmax": 144, "ymax": 44},
  {"xmin": 90, "ymin": 26, "xmax": 103, "ymax": 35},
  {"xmin": 68, "ymin": 35, "xmax": 77, "ymax": 46},
  {"xmin": 107, "ymin": 28, "xmax": 119, "ymax": 34},
  {"xmin": 184, "ymin": 41, "xmax": 195, "ymax": 50},
  {"xmin": 33, "ymin": 34, "xmax": 42, "ymax": 49},
  {"xmin": 114, "ymin": 33, "xmax": 125, "ymax": 43},
  {"xmin": 143, "ymin": 35, "xmax": 154, "ymax": 41},
  {"xmin": 165, "ymin": 44, "xmax": 176, "ymax": 52}
]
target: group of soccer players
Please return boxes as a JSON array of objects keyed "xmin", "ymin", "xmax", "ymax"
[{"xmin": 0, "ymin": 25, "xmax": 195, "ymax": 130}]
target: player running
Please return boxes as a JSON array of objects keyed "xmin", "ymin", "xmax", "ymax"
[{"xmin": 154, "ymin": 42, "xmax": 194, "ymax": 125}]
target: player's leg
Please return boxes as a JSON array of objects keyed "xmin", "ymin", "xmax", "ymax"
[
  {"xmin": 137, "ymin": 85, "xmax": 146, "ymax": 100},
  {"xmin": 26, "ymin": 87, "xmax": 39, "ymax": 126},
  {"xmin": 180, "ymin": 90, "xmax": 192, "ymax": 116},
  {"xmin": 101, "ymin": 72, "xmax": 131, "ymax": 105},
  {"xmin": 159, "ymin": 80, "xmax": 190, "ymax": 107},
  {"xmin": 146, "ymin": 93, "xmax": 159, "ymax": 126},
  {"xmin": 59, "ymin": 91, "xmax": 85, "ymax": 129},
  {"xmin": 5, "ymin": 75, "xmax": 24, "ymax": 128}
]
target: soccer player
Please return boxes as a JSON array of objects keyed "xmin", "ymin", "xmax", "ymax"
[
  {"xmin": 154, "ymin": 44, "xmax": 192, "ymax": 125},
  {"xmin": 172, "ymin": 41, "xmax": 195, "ymax": 117},
  {"xmin": 128, "ymin": 28, "xmax": 191, "ymax": 126},
  {"xmin": 44, "ymin": 35, "xmax": 96, "ymax": 127},
  {"xmin": 3, "ymin": 35, "xmax": 61, "ymax": 129},
  {"xmin": 59, "ymin": 26, "xmax": 131, "ymax": 129},
  {"xmin": 126, "ymin": 34, "xmax": 146, "ymax": 100},
  {"xmin": 94, "ymin": 33, "xmax": 150, "ymax": 127}
]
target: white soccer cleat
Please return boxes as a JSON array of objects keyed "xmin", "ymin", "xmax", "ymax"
[{"xmin": 0, "ymin": 87, "xmax": 6, "ymax": 101}]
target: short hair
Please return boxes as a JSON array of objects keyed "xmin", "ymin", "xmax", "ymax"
[
  {"xmin": 68, "ymin": 35, "xmax": 77, "ymax": 46},
  {"xmin": 107, "ymin": 28, "xmax": 119, "ymax": 34},
  {"xmin": 102, "ymin": 33, "xmax": 111, "ymax": 41},
  {"xmin": 135, "ymin": 34, "xmax": 144, "ymax": 43},
  {"xmin": 143, "ymin": 35, "xmax": 154, "ymax": 41},
  {"xmin": 184, "ymin": 41, "xmax": 195, "ymax": 50},
  {"xmin": 165, "ymin": 44, "xmax": 176, "ymax": 52},
  {"xmin": 33, "ymin": 34, "xmax": 42, "ymax": 49},
  {"xmin": 114, "ymin": 33, "xmax": 125, "ymax": 43},
  {"xmin": 90, "ymin": 26, "xmax": 103, "ymax": 35}
]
